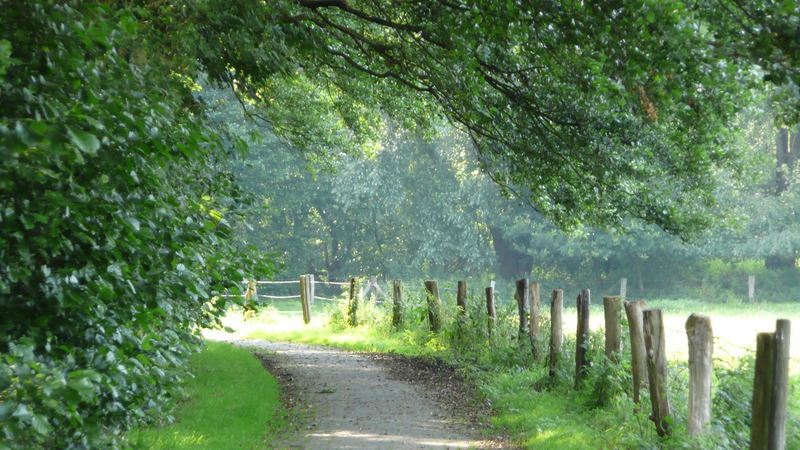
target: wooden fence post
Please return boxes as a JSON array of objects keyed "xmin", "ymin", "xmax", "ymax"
[
  {"xmin": 686, "ymin": 314, "xmax": 713, "ymax": 435},
  {"xmin": 486, "ymin": 286, "xmax": 496, "ymax": 336},
  {"xmin": 392, "ymin": 280, "xmax": 403, "ymax": 328},
  {"xmin": 424, "ymin": 280, "xmax": 442, "ymax": 332},
  {"xmin": 457, "ymin": 280, "xmax": 467, "ymax": 317},
  {"xmin": 515, "ymin": 278, "xmax": 530, "ymax": 339},
  {"xmin": 770, "ymin": 319, "xmax": 791, "ymax": 449},
  {"xmin": 299, "ymin": 275, "xmax": 311, "ymax": 324},
  {"xmin": 549, "ymin": 289, "xmax": 563, "ymax": 378},
  {"xmin": 347, "ymin": 277, "xmax": 358, "ymax": 327},
  {"xmin": 575, "ymin": 289, "xmax": 590, "ymax": 388},
  {"xmin": 749, "ymin": 275, "xmax": 756, "ymax": 302},
  {"xmin": 620, "ymin": 278, "xmax": 628, "ymax": 298},
  {"xmin": 603, "ymin": 296, "xmax": 622, "ymax": 362},
  {"xmin": 751, "ymin": 332, "xmax": 776, "ymax": 449},
  {"xmin": 625, "ymin": 300, "xmax": 648, "ymax": 403},
  {"xmin": 643, "ymin": 308, "xmax": 671, "ymax": 437},
  {"xmin": 530, "ymin": 282, "xmax": 541, "ymax": 360},
  {"xmin": 750, "ymin": 319, "xmax": 792, "ymax": 450}
]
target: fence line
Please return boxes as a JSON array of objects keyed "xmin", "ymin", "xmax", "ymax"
[
  {"xmin": 253, "ymin": 279, "xmax": 351, "ymax": 286},
  {"xmin": 285, "ymin": 277, "xmax": 791, "ymax": 447},
  {"xmin": 313, "ymin": 295, "xmax": 346, "ymax": 301},
  {"xmin": 230, "ymin": 274, "xmax": 794, "ymax": 446}
]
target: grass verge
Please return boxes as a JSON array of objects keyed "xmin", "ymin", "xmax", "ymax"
[{"xmin": 126, "ymin": 341, "xmax": 285, "ymax": 449}]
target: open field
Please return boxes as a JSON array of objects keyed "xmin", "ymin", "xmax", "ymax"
[{"xmin": 207, "ymin": 297, "xmax": 800, "ymax": 371}]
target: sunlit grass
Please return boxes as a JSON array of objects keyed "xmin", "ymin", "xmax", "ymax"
[
  {"xmin": 127, "ymin": 341, "xmax": 285, "ymax": 449},
  {"xmin": 487, "ymin": 369, "xmax": 602, "ymax": 449},
  {"xmin": 205, "ymin": 301, "xmax": 438, "ymax": 356}
]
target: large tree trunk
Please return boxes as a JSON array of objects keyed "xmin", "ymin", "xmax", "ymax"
[
  {"xmin": 489, "ymin": 226, "xmax": 532, "ymax": 279},
  {"xmin": 765, "ymin": 254, "xmax": 796, "ymax": 269}
]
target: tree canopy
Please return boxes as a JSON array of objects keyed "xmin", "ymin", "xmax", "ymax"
[
  {"xmin": 1, "ymin": 0, "xmax": 799, "ymax": 446},
  {"xmin": 156, "ymin": 0, "xmax": 798, "ymax": 237}
]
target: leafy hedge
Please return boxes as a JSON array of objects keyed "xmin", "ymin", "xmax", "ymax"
[{"xmin": 0, "ymin": 2, "xmax": 268, "ymax": 447}]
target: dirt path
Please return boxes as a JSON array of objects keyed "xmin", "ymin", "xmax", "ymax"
[{"xmin": 223, "ymin": 339, "xmax": 494, "ymax": 449}]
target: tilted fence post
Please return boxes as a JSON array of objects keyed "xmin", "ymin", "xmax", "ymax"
[
  {"xmin": 643, "ymin": 308, "xmax": 672, "ymax": 437},
  {"xmin": 625, "ymin": 300, "xmax": 648, "ymax": 404}
]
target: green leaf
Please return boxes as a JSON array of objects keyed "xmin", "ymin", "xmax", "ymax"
[
  {"xmin": 31, "ymin": 415, "xmax": 53, "ymax": 436},
  {"xmin": 67, "ymin": 127, "xmax": 100, "ymax": 155},
  {"xmin": 0, "ymin": 402, "xmax": 15, "ymax": 420},
  {"xmin": 11, "ymin": 404, "xmax": 31, "ymax": 420}
]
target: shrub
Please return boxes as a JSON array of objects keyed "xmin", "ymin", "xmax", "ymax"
[{"xmin": 0, "ymin": 3, "xmax": 269, "ymax": 446}]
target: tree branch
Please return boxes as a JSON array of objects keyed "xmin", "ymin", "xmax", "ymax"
[{"xmin": 298, "ymin": 0, "xmax": 424, "ymax": 32}]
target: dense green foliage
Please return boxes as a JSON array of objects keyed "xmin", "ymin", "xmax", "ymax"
[
  {"xmin": 146, "ymin": 0, "xmax": 797, "ymax": 237},
  {"xmin": 0, "ymin": 3, "xmax": 268, "ymax": 447},
  {"xmin": 128, "ymin": 341, "xmax": 285, "ymax": 449}
]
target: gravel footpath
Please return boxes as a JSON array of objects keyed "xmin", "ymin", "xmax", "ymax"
[{"xmin": 220, "ymin": 339, "xmax": 500, "ymax": 449}]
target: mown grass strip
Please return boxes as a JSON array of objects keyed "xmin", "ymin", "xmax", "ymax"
[{"xmin": 127, "ymin": 341, "xmax": 284, "ymax": 449}]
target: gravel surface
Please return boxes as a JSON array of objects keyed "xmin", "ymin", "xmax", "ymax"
[{"xmin": 222, "ymin": 339, "xmax": 503, "ymax": 449}]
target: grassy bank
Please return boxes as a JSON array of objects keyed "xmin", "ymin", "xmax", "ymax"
[{"xmin": 126, "ymin": 341, "xmax": 285, "ymax": 449}]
